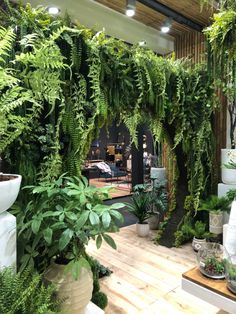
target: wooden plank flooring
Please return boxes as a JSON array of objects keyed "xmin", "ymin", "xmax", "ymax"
[{"xmin": 87, "ymin": 225, "xmax": 227, "ymax": 314}]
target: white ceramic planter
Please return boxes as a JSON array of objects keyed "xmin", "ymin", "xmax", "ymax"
[
  {"xmin": 44, "ymin": 261, "xmax": 93, "ymax": 314},
  {"xmin": 221, "ymin": 149, "xmax": 236, "ymax": 184},
  {"xmin": 136, "ymin": 223, "xmax": 150, "ymax": 237},
  {"xmin": 0, "ymin": 174, "xmax": 22, "ymax": 213},
  {"xmin": 209, "ymin": 211, "xmax": 223, "ymax": 234},
  {"xmin": 192, "ymin": 237, "xmax": 206, "ymax": 252}
]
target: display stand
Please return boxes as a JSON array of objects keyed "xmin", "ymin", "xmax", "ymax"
[
  {"xmin": 0, "ymin": 211, "xmax": 16, "ymax": 269},
  {"xmin": 182, "ymin": 267, "xmax": 236, "ymax": 314}
]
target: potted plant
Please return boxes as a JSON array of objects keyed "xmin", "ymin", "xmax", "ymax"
[
  {"xmin": 147, "ymin": 181, "xmax": 167, "ymax": 230},
  {"xmin": 16, "ymin": 174, "xmax": 124, "ymax": 314},
  {"xmin": 126, "ymin": 184, "xmax": 151, "ymax": 237},
  {"xmin": 197, "ymin": 243, "xmax": 227, "ymax": 279},
  {"xmin": 199, "ymin": 195, "xmax": 230, "ymax": 234},
  {"xmin": 191, "ymin": 221, "xmax": 211, "ymax": 252}
]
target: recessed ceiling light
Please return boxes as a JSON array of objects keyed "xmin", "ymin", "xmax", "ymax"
[
  {"xmin": 161, "ymin": 26, "xmax": 170, "ymax": 33},
  {"xmin": 126, "ymin": 0, "xmax": 136, "ymax": 17},
  {"xmin": 161, "ymin": 17, "xmax": 173, "ymax": 33},
  {"xmin": 126, "ymin": 8, "xmax": 135, "ymax": 17},
  {"xmin": 47, "ymin": 6, "xmax": 60, "ymax": 15}
]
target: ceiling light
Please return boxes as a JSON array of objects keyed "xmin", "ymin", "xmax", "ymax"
[
  {"xmin": 47, "ymin": 6, "xmax": 60, "ymax": 15},
  {"xmin": 161, "ymin": 17, "xmax": 173, "ymax": 33},
  {"xmin": 126, "ymin": 0, "xmax": 136, "ymax": 17}
]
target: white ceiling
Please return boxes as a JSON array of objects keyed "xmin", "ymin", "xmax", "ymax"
[{"xmin": 23, "ymin": 0, "xmax": 174, "ymax": 55}]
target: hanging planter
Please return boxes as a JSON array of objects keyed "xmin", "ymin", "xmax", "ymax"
[
  {"xmin": 0, "ymin": 174, "xmax": 22, "ymax": 214},
  {"xmin": 221, "ymin": 149, "xmax": 236, "ymax": 184}
]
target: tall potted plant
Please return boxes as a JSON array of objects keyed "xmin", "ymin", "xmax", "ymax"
[{"xmin": 16, "ymin": 174, "xmax": 124, "ymax": 314}]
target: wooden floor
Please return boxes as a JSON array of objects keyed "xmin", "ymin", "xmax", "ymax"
[
  {"xmin": 87, "ymin": 225, "xmax": 227, "ymax": 314},
  {"xmin": 90, "ymin": 178, "xmax": 131, "ymax": 198}
]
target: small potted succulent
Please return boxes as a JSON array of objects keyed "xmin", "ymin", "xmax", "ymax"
[
  {"xmin": 197, "ymin": 243, "xmax": 228, "ymax": 279},
  {"xmin": 191, "ymin": 221, "xmax": 211, "ymax": 252}
]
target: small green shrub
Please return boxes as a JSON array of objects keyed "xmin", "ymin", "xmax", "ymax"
[
  {"xmin": 92, "ymin": 291, "xmax": 108, "ymax": 310},
  {"xmin": 0, "ymin": 268, "xmax": 60, "ymax": 314}
]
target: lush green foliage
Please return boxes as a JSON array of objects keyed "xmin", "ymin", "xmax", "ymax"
[
  {"xmin": 0, "ymin": 2, "xmax": 217, "ymax": 242},
  {"xmin": 203, "ymin": 0, "xmax": 236, "ymax": 147},
  {"xmin": 126, "ymin": 184, "xmax": 152, "ymax": 224},
  {"xmin": 226, "ymin": 188, "xmax": 236, "ymax": 202},
  {"xmin": 0, "ymin": 268, "xmax": 60, "ymax": 313},
  {"xmin": 199, "ymin": 195, "xmax": 230, "ymax": 213},
  {"xmin": 92, "ymin": 291, "xmax": 108, "ymax": 310},
  {"xmin": 13, "ymin": 174, "xmax": 124, "ymax": 274}
]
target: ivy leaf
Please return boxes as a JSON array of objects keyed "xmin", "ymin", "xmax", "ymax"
[
  {"xmin": 59, "ymin": 229, "xmax": 74, "ymax": 251},
  {"xmin": 103, "ymin": 234, "xmax": 117, "ymax": 250}
]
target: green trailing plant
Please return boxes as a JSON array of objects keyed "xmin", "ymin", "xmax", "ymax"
[
  {"xmin": 203, "ymin": 0, "xmax": 236, "ymax": 147},
  {"xmin": 0, "ymin": 1, "xmax": 217, "ymax": 245},
  {"xmin": 0, "ymin": 267, "xmax": 60, "ymax": 314},
  {"xmin": 14, "ymin": 174, "xmax": 124, "ymax": 275}
]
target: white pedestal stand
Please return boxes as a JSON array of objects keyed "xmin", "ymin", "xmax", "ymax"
[{"xmin": 0, "ymin": 211, "xmax": 16, "ymax": 269}]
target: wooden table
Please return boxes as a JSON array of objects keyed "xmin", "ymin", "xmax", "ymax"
[{"xmin": 182, "ymin": 267, "xmax": 236, "ymax": 313}]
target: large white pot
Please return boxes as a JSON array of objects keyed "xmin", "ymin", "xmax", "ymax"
[
  {"xmin": 0, "ymin": 174, "xmax": 22, "ymax": 214},
  {"xmin": 136, "ymin": 223, "xmax": 150, "ymax": 237},
  {"xmin": 44, "ymin": 261, "xmax": 93, "ymax": 314},
  {"xmin": 221, "ymin": 149, "xmax": 236, "ymax": 184},
  {"xmin": 209, "ymin": 211, "xmax": 223, "ymax": 234}
]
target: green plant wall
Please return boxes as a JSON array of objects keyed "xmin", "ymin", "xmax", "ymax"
[{"xmin": 0, "ymin": 2, "xmax": 217, "ymax": 244}]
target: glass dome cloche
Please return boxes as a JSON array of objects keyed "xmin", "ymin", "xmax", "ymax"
[
  {"xmin": 197, "ymin": 243, "xmax": 229, "ymax": 279},
  {"xmin": 226, "ymin": 254, "xmax": 236, "ymax": 294}
]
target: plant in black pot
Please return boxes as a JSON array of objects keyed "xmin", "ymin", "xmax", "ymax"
[
  {"xmin": 15, "ymin": 174, "xmax": 124, "ymax": 314},
  {"xmin": 126, "ymin": 184, "xmax": 151, "ymax": 237}
]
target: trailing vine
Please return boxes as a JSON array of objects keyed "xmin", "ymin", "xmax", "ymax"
[{"xmin": 0, "ymin": 2, "xmax": 217, "ymax": 244}]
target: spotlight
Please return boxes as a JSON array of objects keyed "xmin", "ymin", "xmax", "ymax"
[
  {"xmin": 47, "ymin": 6, "xmax": 60, "ymax": 15},
  {"xmin": 161, "ymin": 17, "xmax": 173, "ymax": 33},
  {"xmin": 126, "ymin": 0, "xmax": 136, "ymax": 17}
]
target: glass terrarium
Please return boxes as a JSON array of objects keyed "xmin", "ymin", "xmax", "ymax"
[
  {"xmin": 197, "ymin": 243, "xmax": 228, "ymax": 279},
  {"xmin": 226, "ymin": 254, "xmax": 236, "ymax": 294}
]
